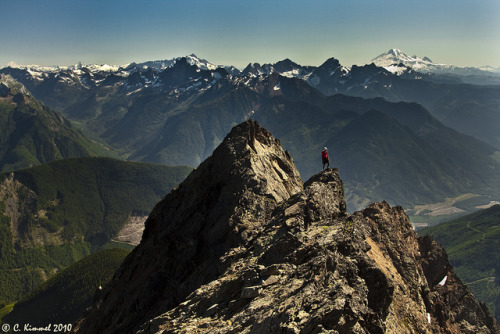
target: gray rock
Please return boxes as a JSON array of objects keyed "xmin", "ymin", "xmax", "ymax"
[
  {"xmin": 75, "ymin": 120, "xmax": 499, "ymax": 334},
  {"xmin": 240, "ymin": 286, "xmax": 261, "ymax": 299}
]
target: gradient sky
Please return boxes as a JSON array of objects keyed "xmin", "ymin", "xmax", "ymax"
[{"xmin": 2, "ymin": 0, "xmax": 499, "ymax": 68}]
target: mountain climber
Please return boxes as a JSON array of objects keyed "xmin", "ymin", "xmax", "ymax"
[{"xmin": 322, "ymin": 147, "xmax": 330, "ymax": 170}]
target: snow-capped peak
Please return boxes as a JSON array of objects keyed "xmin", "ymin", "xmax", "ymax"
[
  {"xmin": 81, "ymin": 63, "xmax": 124, "ymax": 72},
  {"xmin": 387, "ymin": 48, "xmax": 404, "ymax": 58},
  {"xmin": 4, "ymin": 61, "xmax": 66, "ymax": 73},
  {"xmin": 478, "ymin": 65, "xmax": 500, "ymax": 74},
  {"xmin": 372, "ymin": 49, "xmax": 438, "ymax": 68},
  {"xmin": 2, "ymin": 61, "xmax": 128, "ymax": 74},
  {"xmin": 371, "ymin": 49, "xmax": 451, "ymax": 74},
  {"xmin": 185, "ymin": 54, "xmax": 218, "ymax": 71},
  {"xmin": 371, "ymin": 49, "xmax": 500, "ymax": 77},
  {"xmin": 134, "ymin": 55, "xmax": 238, "ymax": 74}
]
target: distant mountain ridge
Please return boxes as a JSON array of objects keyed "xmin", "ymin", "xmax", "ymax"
[
  {"xmin": 3, "ymin": 51, "xmax": 498, "ymax": 100},
  {"xmin": 2, "ymin": 54, "xmax": 500, "ymax": 210},
  {"xmin": 5, "ymin": 49, "xmax": 499, "ymax": 78}
]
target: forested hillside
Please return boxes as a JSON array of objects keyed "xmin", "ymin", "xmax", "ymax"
[
  {"xmin": 420, "ymin": 205, "xmax": 500, "ymax": 321},
  {"xmin": 3, "ymin": 248, "xmax": 129, "ymax": 327},
  {"xmin": 0, "ymin": 74, "xmax": 113, "ymax": 172},
  {"xmin": 0, "ymin": 157, "xmax": 191, "ymax": 304}
]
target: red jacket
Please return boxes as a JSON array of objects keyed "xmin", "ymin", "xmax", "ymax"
[{"xmin": 321, "ymin": 150, "xmax": 328, "ymax": 160}]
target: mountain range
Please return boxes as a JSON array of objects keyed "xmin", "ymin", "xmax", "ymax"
[
  {"xmin": 3, "ymin": 50, "xmax": 500, "ymax": 148},
  {"xmin": 1, "ymin": 52, "xmax": 499, "ymax": 211},
  {"xmin": 5, "ymin": 48, "xmax": 499, "ymax": 82}
]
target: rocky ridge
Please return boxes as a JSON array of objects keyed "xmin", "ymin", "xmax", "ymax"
[{"xmin": 75, "ymin": 120, "xmax": 498, "ymax": 333}]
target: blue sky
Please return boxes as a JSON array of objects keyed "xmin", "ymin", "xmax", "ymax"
[{"xmin": 2, "ymin": 0, "xmax": 499, "ymax": 68}]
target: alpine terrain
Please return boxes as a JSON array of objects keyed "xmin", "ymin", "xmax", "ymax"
[
  {"xmin": 2, "ymin": 57, "xmax": 499, "ymax": 211},
  {"xmin": 74, "ymin": 120, "xmax": 499, "ymax": 333}
]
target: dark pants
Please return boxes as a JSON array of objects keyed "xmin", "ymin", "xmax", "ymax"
[{"xmin": 322, "ymin": 158, "xmax": 329, "ymax": 170}]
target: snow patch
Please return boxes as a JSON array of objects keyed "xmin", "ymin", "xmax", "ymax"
[
  {"xmin": 384, "ymin": 65, "xmax": 407, "ymax": 75},
  {"xmin": 281, "ymin": 69, "xmax": 300, "ymax": 78},
  {"xmin": 85, "ymin": 64, "xmax": 121, "ymax": 72}
]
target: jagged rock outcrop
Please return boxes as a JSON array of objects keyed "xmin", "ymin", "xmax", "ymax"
[
  {"xmin": 75, "ymin": 120, "xmax": 499, "ymax": 334},
  {"xmin": 75, "ymin": 120, "xmax": 303, "ymax": 333}
]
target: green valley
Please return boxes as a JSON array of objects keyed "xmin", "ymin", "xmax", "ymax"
[
  {"xmin": 3, "ymin": 248, "xmax": 129, "ymax": 326},
  {"xmin": 419, "ymin": 205, "xmax": 500, "ymax": 322},
  {"xmin": 0, "ymin": 157, "xmax": 191, "ymax": 305}
]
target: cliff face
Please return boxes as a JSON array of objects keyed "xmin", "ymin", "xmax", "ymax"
[{"xmin": 75, "ymin": 120, "xmax": 498, "ymax": 334}]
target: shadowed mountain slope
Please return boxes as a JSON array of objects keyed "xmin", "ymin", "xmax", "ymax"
[
  {"xmin": 3, "ymin": 248, "xmax": 129, "ymax": 326},
  {"xmin": 0, "ymin": 74, "xmax": 112, "ymax": 172}
]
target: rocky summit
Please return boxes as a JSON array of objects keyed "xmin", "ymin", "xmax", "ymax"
[{"xmin": 75, "ymin": 120, "xmax": 499, "ymax": 334}]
